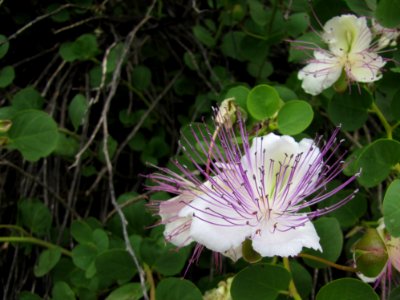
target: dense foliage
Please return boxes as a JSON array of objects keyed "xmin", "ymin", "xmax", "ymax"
[{"xmin": 1, "ymin": 0, "xmax": 400, "ymax": 299}]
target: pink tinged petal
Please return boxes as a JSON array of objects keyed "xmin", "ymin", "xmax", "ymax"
[
  {"xmin": 323, "ymin": 15, "xmax": 371, "ymax": 55},
  {"xmin": 179, "ymin": 197, "xmax": 253, "ymax": 253},
  {"xmin": 387, "ymin": 237, "xmax": 400, "ymax": 272},
  {"xmin": 159, "ymin": 194, "xmax": 195, "ymax": 247},
  {"xmin": 251, "ymin": 219, "xmax": 321, "ymax": 257},
  {"xmin": 298, "ymin": 51, "xmax": 342, "ymax": 96},
  {"xmin": 346, "ymin": 52, "xmax": 386, "ymax": 83}
]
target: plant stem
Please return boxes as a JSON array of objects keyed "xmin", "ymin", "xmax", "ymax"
[
  {"xmin": 0, "ymin": 224, "xmax": 29, "ymax": 236},
  {"xmin": 144, "ymin": 263, "xmax": 155, "ymax": 300},
  {"xmin": 0, "ymin": 236, "xmax": 72, "ymax": 257},
  {"xmin": 298, "ymin": 253, "xmax": 357, "ymax": 272},
  {"xmin": 371, "ymin": 102, "xmax": 392, "ymax": 139},
  {"xmin": 283, "ymin": 257, "xmax": 302, "ymax": 300}
]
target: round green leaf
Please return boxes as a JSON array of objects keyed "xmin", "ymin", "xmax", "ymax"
[
  {"xmin": 318, "ymin": 190, "xmax": 367, "ymax": 229},
  {"xmin": 12, "ymin": 87, "xmax": 45, "ymax": 110},
  {"xmin": 327, "ymin": 90, "xmax": 371, "ymax": 131},
  {"xmin": 18, "ymin": 199, "xmax": 52, "ymax": 236},
  {"xmin": 248, "ymin": 0, "xmax": 269, "ymax": 26},
  {"xmin": 95, "ymin": 249, "xmax": 137, "ymax": 283},
  {"xmin": 132, "ymin": 65, "xmax": 151, "ymax": 91},
  {"xmin": 316, "ymin": 278, "xmax": 379, "ymax": 300},
  {"xmin": 0, "ymin": 34, "xmax": 10, "ymax": 59},
  {"xmin": 19, "ymin": 292, "xmax": 42, "ymax": 300},
  {"xmin": 390, "ymin": 286, "xmax": 400, "ymax": 300},
  {"xmin": 0, "ymin": 66, "xmax": 15, "ymax": 88},
  {"xmin": 303, "ymin": 217, "xmax": 343, "ymax": 268},
  {"xmin": 7, "ymin": 110, "xmax": 59, "ymax": 161},
  {"xmin": 193, "ymin": 25, "xmax": 216, "ymax": 48},
  {"xmin": 71, "ymin": 220, "xmax": 93, "ymax": 244},
  {"xmin": 225, "ymin": 86, "xmax": 250, "ymax": 109},
  {"xmin": 68, "ymin": 94, "xmax": 88, "ymax": 130},
  {"xmin": 52, "ymin": 281, "xmax": 76, "ymax": 300},
  {"xmin": 287, "ymin": 12, "xmax": 309, "ymax": 37},
  {"xmin": 106, "ymin": 43, "xmax": 124, "ymax": 73},
  {"xmin": 277, "ymin": 100, "xmax": 313, "ymax": 135},
  {"xmin": 231, "ymin": 264, "xmax": 290, "ymax": 300},
  {"xmin": 105, "ymin": 283, "xmax": 143, "ymax": 300},
  {"xmin": 375, "ymin": 0, "xmax": 400, "ymax": 28},
  {"xmin": 247, "ymin": 84, "xmax": 280, "ymax": 120},
  {"xmin": 72, "ymin": 244, "xmax": 97, "ymax": 271},
  {"xmin": 59, "ymin": 34, "xmax": 99, "ymax": 62},
  {"xmin": 383, "ymin": 179, "xmax": 400, "ymax": 237},
  {"xmin": 355, "ymin": 139, "xmax": 400, "ymax": 188},
  {"xmin": 34, "ymin": 247, "xmax": 62, "ymax": 277},
  {"xmin": 247, "ymin": 61, "xmax": 273, "ymax": 79},
  {"xmin": 153, "ymin": 245, "xmax": 191, "ymax": 276},
  {"xmin": 156, "ymin": 278, "xmax": 202, "ymax": 300}
]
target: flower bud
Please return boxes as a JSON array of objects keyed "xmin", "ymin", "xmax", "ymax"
[
  {"xmin": 215, "ymin": 98, "xmax": 237, "ymax": 129},
  {"xmin": 353, "ymin": 228, "xmax": 388, "ymax": 278}
]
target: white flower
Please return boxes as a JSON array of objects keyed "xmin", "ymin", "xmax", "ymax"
[
  {"xmin": 298, "ymin": 14, "xmax": 386, "ymax": 96},
  {"xmin": 149, "ymin": 116, "xmax": 359, "ymax": 261}
]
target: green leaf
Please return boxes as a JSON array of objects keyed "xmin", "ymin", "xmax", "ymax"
[
  {"xmin": 59, "ymin": 33, "xmax": 99, "ymax": 62},
  {"xmin": 19, "ymin": 291, "xmax": 43, "ymax": 300},
  {"xmin": 246, "ymin": 61, "xmax": 273, "ymax": 79},
  {"xmin": 316, "ymin": 278, "xmax": 379, "ymax": 300},
  {"xmin": 52, "ymin": 282, "xmax": 76, "ymax": 300},
  {"xmin": 355, "ymin": 139, "xmax": 400, "ymax": 187},
  {"xmin": 0, "ymin": 66, "xmax": 15, "ymax": 88},
  {"xmin": 68, "ymin": 94, "xmax": 88, "ymax": 130},
  {"xmin": 131, "ymin": 65, "xmax": 151, "ymax": 91},
  {"xmin": 345, "ymin": 0, "xmax": 374, "ymax": 16},
  {"xmin": 47, "ymin": 4, "xmax": 71, "ymax": 22},
  {"xmin": 277, "ymin": 100, "xmax": 313, "ymax": 135},
  {"xmin": 71, "ymin": 220, "xmax": 94, "ymax": 244},
  {"xmin": 12, "ymin": 87, "xmax": 45, "ymax": 110},
  {"xmin": 318, "ymin": 190, "xmax": 367, "ymax": 229},
  {"xmin": 98, "ymin": 136, "xmax": 117, "ymax": 162},
  {"xmin": 383, "ymin": 179, "xmax": 400, "ymax": 237},
  {"xmin": 193, "ymin": 25, "xmax": 216, "ymax": 48},
  {"xmin": 303, "ymin": 218, "xmax": 343, "ymax": 268},
  {"xmin": 53, "ymin": 133, "xmax": 79, "ymax": 157},
  {"xmin": 95, "ymin": 249, "xmax": 137, "ymax": 283},
  {"xmin": 34, "ymin": 247, "xmax": 62, "ymax": 277},
  {"xmin": 105, "ymin": 283, "xmax": 143, "ymax": 300},
  {"xmin": 18, "ymin": 199, "xmax": 52, "ymax": 236},
  {"xmin": 286, "ymin": 13, "xmax": 309, "ymax": 37},
  {"xmin": 153, "ymin": 244, "xmax": 191, "ymax": 276},
  {"xmin": 375, "ymin": 0, "xmax": 400, "ymax": 28},
  {"xmin": 156, "ymin": 278, "xmax": 203, "ymax": 300},
  {"xmin": 390, "ymin": 286, "xmax": 400, "ymax": 300},
  {"xmin": 231, "ymin": 264, "xmax": 290, "ymax": 300},
  {"xmin": 106, "ymin": 43, "xmax": 124, "ymax": 73},
  {"xmin": 290, "ymin": 261, "xmax": 312, "ymax": 299},
  {"xmin": 327, "ymin": 90, "xmax": 371, "ymax": 131},
  {"xmin": 92, "ymin": 229, "xmax": 109, "ymax": 252},
  {"xmin": 224, "ymin": 85, "xmax": 250, "ymax": 109},
  {"xmin": 72, "ymin": 244, "xmax": 98, "ymax": 271},
  {"xmin": 7, "ymin": 110, "xmax": 59, "ymax": 161},
  {"xmin": 221, "ymin": 31, "xmax": 246, "ymax": 61},
  {"xmin": 0, "ymin": 35, "xmax": 10, "ymax": 59},
  {"xmin": 247, "ymin": 84, "xmax": 280, "ymax": 120},
  {"xmin": 248, "ymin": 0, "xmax": 269, "ymax": 26}
]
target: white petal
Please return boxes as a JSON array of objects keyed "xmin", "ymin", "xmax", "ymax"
[
  {"xmin": 323, "ymin": 15, "xmax": 371, "ymax": 55},
  {"xmin": 346, "ymin": 52, "xmax": 386, "ymax": 83},
  {"xmin": 160, "ymin": 194, "xmax": 195, "ymax": 247},
  {"xmin": 251, "ymin": 219, "xmax": 321, "ymax": 257},
  {"xmin": 244, "ymin": 133, "xmax": 321, "ymax": 207},
  {"xmin": 298, "ymin": 50, "xmax": 342, "ymax": 96},
  {"xmin": 223, "ymin": 245, "xmax": 242, "ymax": 262},
  {"xmin": 179, "ymin": 195, "xmax": 253, "ymax": 253}
]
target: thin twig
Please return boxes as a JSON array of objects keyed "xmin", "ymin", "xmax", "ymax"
[
  {"xmin": 3, "ymin": 4, "xmax": 76, "ymax": 45},
  {"xmin": 53, "ymin": 16, "xmax": 103, "ymax": 34},
  {"xmin": 94, "ymin": 2, "xmax": 157, "ymax": 298},
  {"xmin": 105, "ymin": 193, "xmax": 149, "ymax": 221}
]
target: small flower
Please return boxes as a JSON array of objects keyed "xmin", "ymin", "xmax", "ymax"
[
  {"xmin": 297, "ymin": 14, "xmax": 386, "ymax": 96},
  {"xmin": 203, "ymin": 277, "xmax": 233, "ymax": 300},
  {"xmin": 148, "ymin": 113, "xmax": 359, "ymax": 261}
]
